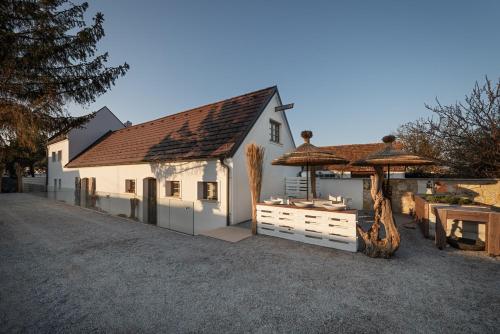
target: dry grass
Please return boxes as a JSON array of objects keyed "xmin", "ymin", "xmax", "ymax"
[{"xmin": 245, "ymin": 143, "xmax": 265, "ymax": 234}]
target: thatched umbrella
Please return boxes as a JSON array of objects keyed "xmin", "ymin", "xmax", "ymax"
[
  {"xmin": 352, "ymin": 135, "xmax": 436, "ymax": 258},
  {"xmin": 272, "ymin": 131, "xmax": 349, "ymax": 200},
  {"xmin": 354, "ymin": 135, "xmax": 435, "ymax": 194}
]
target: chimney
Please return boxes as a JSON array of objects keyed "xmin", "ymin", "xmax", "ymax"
[{"xmin": 124, "ymin": 121, "xmax": 132, "ymax": 127}]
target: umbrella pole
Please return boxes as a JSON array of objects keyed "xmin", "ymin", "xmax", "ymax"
[
  {"xmin": 306, "ymin": 163, "xmax": 309, "ymax": 201},
  {"xmin": 386, "ymin": 164, "xmax": 390, "ymax": 197}
]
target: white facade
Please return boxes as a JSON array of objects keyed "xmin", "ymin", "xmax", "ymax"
[
  {"xmin": 66, "ymin": 107, "xmax": 124, "ymax": 160},
  {"xmin": 318, "ymin": 178, "xmax": 364, "ymax": 210},
  {"xmin": 314, "ymin": 170, "xmax": 405, "ymax": 179},
  {"xmin": 47, "ymin": 92, "xmax": 299, "ymax": 233},
  {"xmin": 230, "ymin": 93, "xmax": 299, "ymax": 223}
]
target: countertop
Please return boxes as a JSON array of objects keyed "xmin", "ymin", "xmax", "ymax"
[{"xmin": 257, "ymin": 202, "xmax": 357, "ymax": 214}]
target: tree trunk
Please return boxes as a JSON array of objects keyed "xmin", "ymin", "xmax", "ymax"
[
  {"xmin": 356, "ymin": 166, "xmax": 401, "ymax": 258},
  {"xmin": 15, "ymin": 163, "xmax": 23, "ymax": 193}
]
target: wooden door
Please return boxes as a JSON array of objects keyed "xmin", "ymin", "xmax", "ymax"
[
  {"xmin": 80, "ymin": 178, "xmax": 89, "ymax": 207},
  {"xmin": 143, "ymin": 178, "xmax": 157, "ymax": 225}
]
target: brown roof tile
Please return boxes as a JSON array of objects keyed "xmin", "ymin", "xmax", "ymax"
[
  {"xmin": 320, "ymin": 142, "xmax": 405, "ymax": 173},
  {"xmin": 66, "ymin": 86, "xmax": 277, "ymax": 167}
]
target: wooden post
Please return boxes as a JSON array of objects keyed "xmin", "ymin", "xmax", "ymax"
[
  {"xmin": 434, "ymin": 208, "xmax": 448, "ymax": 250},
  {"xmin": 0, "ymin": 163, "xmax": 4, "ymax": 193},
  {"xmin": 89, "ymin": 177, "xmax": 96, "ymax": 208},
  {"xmin": 15, "ymin": 163, "xmax": 23, "ymax": 193},
  {"xmin": 310, "ymin": 166, "xmax": 317, "ymax": 199},
  {"xmin": 74, "ymin": 177, "xmax": 81, "ymax": 206},
  {"xmin": 488, "ymin": 212, "xmax": 500, "ymax": 256}
]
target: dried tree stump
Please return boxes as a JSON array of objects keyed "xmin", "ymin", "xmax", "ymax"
[{"xmin": 356, "ymin": 166, "xmax": 401, "ymax": 258}]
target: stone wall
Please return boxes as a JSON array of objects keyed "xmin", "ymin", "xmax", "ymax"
[{"xmin": 362, "ymin": 178, "xmax": 499, "ymax": 213}]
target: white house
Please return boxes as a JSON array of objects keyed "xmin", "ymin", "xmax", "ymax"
[
  {"xmin": 47, "ymin": 106, "xmax": 125, "ymax": 191},
  {"xmin": 47, "ymin": 86, "xmax": 298, "ymax": 234}
]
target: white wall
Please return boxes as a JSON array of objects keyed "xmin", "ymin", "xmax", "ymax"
[
  {"xmin": 318, "ymin": 178, "xmax": 364, "ymax": 210},
  {"xmin": 230, "ymin": 93, "xmax": 299, "ymax": 224},
  {"xmin": 68, "ymin": 107, "xmax": 124, "ymax": 160},
  {"xmin": 47, "ymin": 139, "xmax": 71, "ymax": 190},
  {"xmin": 48, "ymin": 158, "xmax": 228, "ymax": 234},
  {"xmin": 324, "ymin": 170, "xmax": 405, "ymax": 179},
  {"xmin": 47, "ymin": 95, "xmax": 298, "ymax": 228}
]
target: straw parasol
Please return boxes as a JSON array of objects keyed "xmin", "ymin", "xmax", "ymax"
[
  {"xmin": 352, "ymin": 135, "xmax": 436, "ymax": 258},
  {"xmin": 272, "ymin": 131, "xmax": 349, "ymax": 200},
  {"xmin": 353, "ymin": 135, "xmax": 435, "ymax": 194}
]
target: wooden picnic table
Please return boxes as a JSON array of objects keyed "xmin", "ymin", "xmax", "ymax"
[{"xmin": 433, "ymin": 206, "xmax": 500, "ymax": 256}]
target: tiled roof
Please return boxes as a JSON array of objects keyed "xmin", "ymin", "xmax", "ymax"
[
  {"xmin": 66, "ymin": 86, "xmax": 277, "ymax": 167},
  {"xmin": 320, "ymin": 142, "xmax": 405, "ymax": 173}
]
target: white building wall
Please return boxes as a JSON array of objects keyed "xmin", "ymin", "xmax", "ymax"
[
  {"xmin": 47, "ymin": 139, "xmax": 71, "ymax": 191},
  {"xmin": 68, "ymin": 107, "xmax": 124, "ymax": 160},
  {"xmin": 47, "ymin": 95, "xmax": 298, "ymax": 229},
  {"xmin": 321, "ymin": 170, "xmax": 405, "ymax": 179},
  {"xmin": 47, "ymin": 157, "xmax": 228, "ymax": 234},
  {"xmin": 230, "ymin": 93, "xmax": 299, "ymax": 224},
  {"xmin": 318, "ymin": 178, "xmax": 364, "ymax": 210}
]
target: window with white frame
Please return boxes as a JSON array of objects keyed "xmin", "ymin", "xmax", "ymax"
[
  {"xmin": 165, "ymin": 180, "xmax": 181, "ymax": 198},
  {"xmin": 125, "ymin": 179, "xmax": 136, "ymax": 193},
  {"xmin": 52, "ymin": 152, "xmax": 56, "ymax": 162},
  {"xmin": 270, "ymin": 119, "xmax": 281, "ymax": 143},
  {"xmin": 198, "ymin": 181, "xmax": 218, "ymax": 201},
  {"xmin": 57, "ymin": 150, "xmax": 62, "ymax": 161}
]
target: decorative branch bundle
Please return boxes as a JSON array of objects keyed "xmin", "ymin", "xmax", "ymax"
[{"xmin": 245, "ymin": 143, "xmax": 265, "ymax": 235}]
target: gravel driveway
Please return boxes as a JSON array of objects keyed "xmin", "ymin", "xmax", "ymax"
[{"xmin": 0, "ymin": 193, "xmax": 499, "ymax": 333}]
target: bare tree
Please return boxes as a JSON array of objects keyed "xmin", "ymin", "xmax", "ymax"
[{"xmin": 397, "ymin": 77, "xmax": 499, "ymax": 178}]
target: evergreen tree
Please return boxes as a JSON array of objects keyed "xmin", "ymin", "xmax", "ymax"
[{"xmin": 0, "ymin": 0, "xmax": 129, "ymax": 190}]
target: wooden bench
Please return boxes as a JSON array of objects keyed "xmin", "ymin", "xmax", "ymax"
[{"xmin": 434, "ymin": 206, "xmax": 500, "ymax": 256}]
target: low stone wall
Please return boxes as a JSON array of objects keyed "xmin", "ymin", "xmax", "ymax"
[{"xmin": 362, "ymin": 178, "xmax": 499, "ymax": 213}]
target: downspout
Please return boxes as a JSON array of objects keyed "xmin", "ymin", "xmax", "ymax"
[{"xmin": 219, "ymin": 157, "xmax": 231, "ymax": 226}]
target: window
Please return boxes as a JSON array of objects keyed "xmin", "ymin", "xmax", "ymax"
[
  {"xmin": 125, "ymin": 179, "xmax": 136, "ymax": 193},
  {"xmin": 58, "ymin": 179, "xmax": 62, "ymax": 189},
  {"xmin": 52, "ymin": 152, "xmax": 56, "ymax": 162},
  {"xmin": 53, "ymin": 178, "xmax": 57, "ymax": 191},
  {"xmin": 199, "ymin": 181, "xmax": 218, "ymax": 201},
  {"xmin": 57, "ymin": 150, "xmax": 62, "ymax": 161},
  {"xmin": 165, "ymin": 181, "xmax": 181, "ymax": 197},
  {"xmin": 270, "ymin": 120, "xmax": 281, "ymax": 143}
]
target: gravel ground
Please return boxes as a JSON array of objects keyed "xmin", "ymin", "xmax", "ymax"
[{"xmin": 0, "ymin": 193, "xmax": 499, "ymax": 333}]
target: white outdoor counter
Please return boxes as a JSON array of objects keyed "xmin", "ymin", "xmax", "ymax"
[{"xmin": 256, "ymin": 203, "xmax": 358, "ymax": 252}]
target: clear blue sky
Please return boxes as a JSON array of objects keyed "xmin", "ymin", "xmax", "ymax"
[{"xmin": 70, "ymin": 0, "xmax": 500, "ymax": 146}]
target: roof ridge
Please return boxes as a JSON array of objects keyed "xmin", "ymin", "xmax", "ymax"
[
  {"xmin": 114, "ymin": 85, "xmax": 277, "ymax": 133},
  {"xmin": 321, "ymin": 142, "xmax": 384, "ymax": 148}
]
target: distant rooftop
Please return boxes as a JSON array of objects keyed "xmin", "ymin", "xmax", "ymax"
[{"xmin": 320, "ymin": 142, "xmax": 405, "ymax": 174}]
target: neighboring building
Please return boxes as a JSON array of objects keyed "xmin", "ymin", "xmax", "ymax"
[
  {"xmin": 47, "ymin": 107, "xmax": 126, "ymax": 192},
  {"xmin": 317, "ymin": 142, "xmax": 406, "ymax": 178},
  {"xmin": 47, "ymin": 86, "xmax": 298, "ymax": 234}
]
